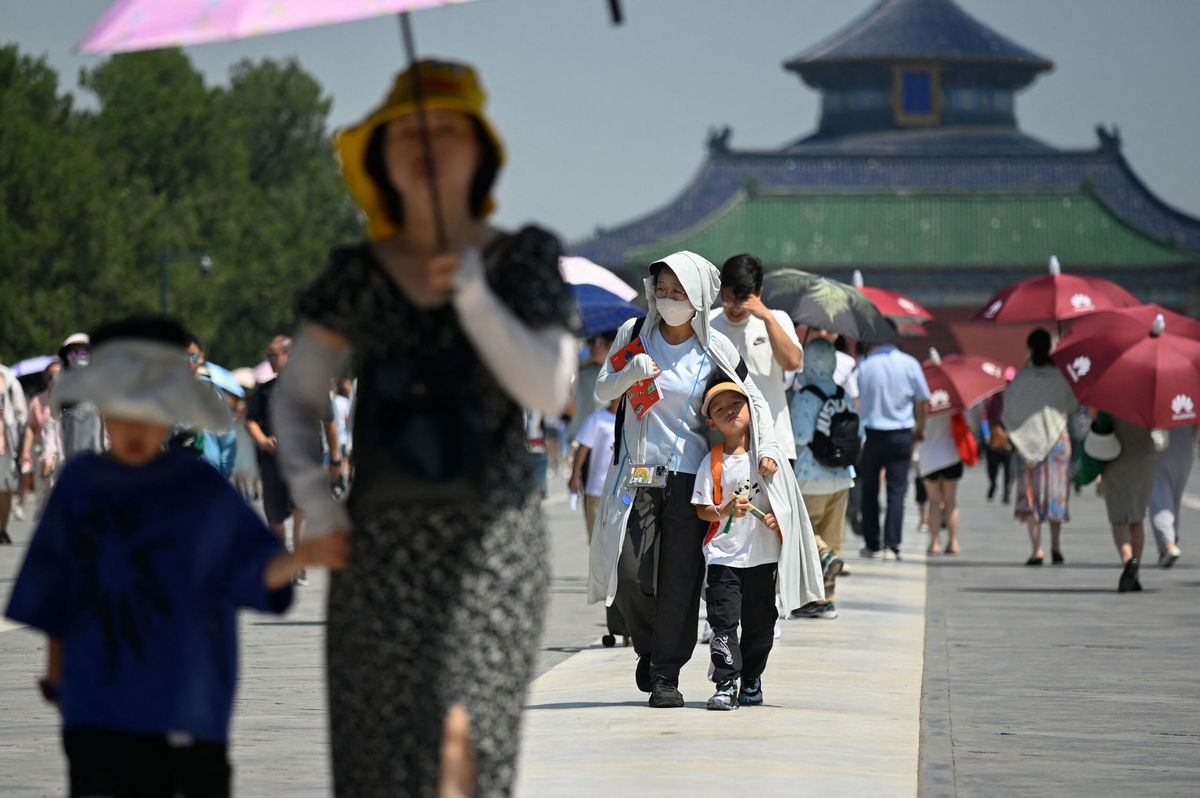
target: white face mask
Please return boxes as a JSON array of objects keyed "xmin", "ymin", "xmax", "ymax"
[{"xmin": 657, "ymin": 297, "xmax": 696, "ymax": 327}]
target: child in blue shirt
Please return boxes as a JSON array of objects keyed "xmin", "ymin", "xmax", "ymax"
[{"xmin": 5, "ymin": 316, "xmax": 348, "ymax": 798}]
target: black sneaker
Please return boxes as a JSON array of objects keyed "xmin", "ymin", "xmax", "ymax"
[
  {"xmin": 821, "ymin": 551, "xmax": 845, "ymax": 581},
  {"xmin": 635, "ymin": 656, "xmax": 652, "ymax": 693},
  {"xmin": 1118, "ymin": 558, "xmax": 1140, "ymax": 593},
  {"xmin": 0, "ymin": 529, "xmax": 12, "ymax": 545},
  {"xmin": 706, "ymin": 680, "xmax": 738, "ymax": 711},
  {"xmin": 737, "ymin": 677, "xmax": 763, "ymax": 706},
  {"xmin": 648, "ymin": 678, "xmax": 684, "ymax": 708}
]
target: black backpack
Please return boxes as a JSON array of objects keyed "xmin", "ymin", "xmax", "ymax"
[{"xmin": 801, "ymin": 384, "xmax": 860, "ymax": 468}]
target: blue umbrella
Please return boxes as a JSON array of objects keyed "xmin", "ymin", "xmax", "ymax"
[
  {"xmin": 12, "ymin": 355, "xmax": 58, "ymax": 377},
  {"xmin": 199, "ymin": 361, "xmax": 245, "ymax": 398},
  {"xmin": 571, "ymin": 283, "xmax": 645, "ymax": 338}
]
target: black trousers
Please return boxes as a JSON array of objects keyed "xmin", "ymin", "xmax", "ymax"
[
  {"xmin": 63, "ymin": 727, "xmax": 230, "ymax": 798},
  {"xmin": 614, "ymin": 472, "xmax": 709, "ymax": 684},
  {"xmin": 705, "ymin": 563, "xmax": 778, "ymax": 685},
  {"xmin": 860, "ymin": 428, "xmax": 914, "ymax": 552},
  {"xmin": 986, "ymin": 446, "xmax": 1013, "ymax": 500}
]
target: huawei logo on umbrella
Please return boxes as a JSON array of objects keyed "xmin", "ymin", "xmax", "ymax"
[
  {"xmin": 1171, "ymin": 394, "xmax": 1196, "ymax": 421},
  {"xmin": 1070, "ymin": 293, "xmax": 1095, "ymax": 312},
  {"xmin": 898, "ymin": 298, "xmax": 919, "ymax": 314},
  {"xmin": 983, "ymin": 300, "xmax": 1004, "ymax": 319},
  {"xmin": 981, "ymin": 362, "xmax": 1002, "ymax": 378},
  {"xmin": 930, "ymin": 389, "xmax": 951, "ymax": 410},
  {"xmin": 1066, "ymin": 356, "xmax": 1091, "ymax": 382}
]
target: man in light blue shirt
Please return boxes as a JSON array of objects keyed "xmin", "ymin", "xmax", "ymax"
[{"xmin": 856, "ymin": 337, "xmax": 930, "ymax": 559}]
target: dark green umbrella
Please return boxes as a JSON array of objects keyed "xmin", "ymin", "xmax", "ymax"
[{"xmin": 762, "ymin": 269, "xmax": 897, "ymax": 345}]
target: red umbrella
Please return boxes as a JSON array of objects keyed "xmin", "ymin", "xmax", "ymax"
[
  {"xmin": 973, "ymin": 256, "xmax": 1139, "ymax": 323},
  {"xmin": 1051, "ymin": 305, "xmax": 1200, "ymax": 428},
  {"xmin": 922, "ymin": 349, "xmax": 1008, "ymax": 416},
  {"xmin": 852, "ymin": 270, "xmax": 934, "ymax": 325}
]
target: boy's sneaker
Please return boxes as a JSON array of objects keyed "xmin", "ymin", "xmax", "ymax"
[
  {"xmin": 12, "ymin": 504, "xmax": 26, "ymax": 521},
  {"xmin": 706, "ymin": 680, "xmax": 738, "ymax": 711},
  {"xmin": 882, "ymin": 549, "xmax": 901, "ymax": 562},
  {"xmin": 648, "ymin": 677, "xmax": 684, "ymax": 708},
  {"xmin": 293, "ymin": 570, "xmax": 309, "ymax": 587},
  {"xmin": 792, "ymin": 601, "xmax": 838, "ymax": 620},
  {"xmin": 859, "ymin": 546, "xmax": 883, "ymax": 559},
  {"xmin": 737, "ymin": 677, "xmax": 763, "ymax": 706},
  {"xmin": 821, "ymin": 551, "xmax": 845, "ymax": 581}
]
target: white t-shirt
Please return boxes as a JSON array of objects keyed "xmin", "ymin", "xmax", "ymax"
[
  {"xmin": 641, "ymin": 328, "xmax": 713, "ymax": 475},
  {"xmin": 917, "ymin": 412, "xmax": 960, "ymax": 477},
  {"xmin": 692, "ymin": 451, "xmax": 780, "ymax": 568},
  {"xmin": 710, "ymin": 308, "xmax": 800, "ymax": 461},
  {"xmin": 574, "ymin": 407, "xmax": 616, "ymax": 497}
]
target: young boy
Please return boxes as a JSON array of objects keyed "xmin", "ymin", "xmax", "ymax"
[
  {"xmin": 692, "ymin": 382, "xmax": 783, "ymax": 711},
  {"xmin": 4, "ymin": 316, "xmax": 348, "ymax": 797}
]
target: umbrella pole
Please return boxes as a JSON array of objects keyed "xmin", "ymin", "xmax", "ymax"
[
  {"xmin": 608, "ymin": 0, "xmax": 624, "ymax": 24},
  {"xmin": 397, "ymin": 12, "xmax": 449, "ymax": 250}
]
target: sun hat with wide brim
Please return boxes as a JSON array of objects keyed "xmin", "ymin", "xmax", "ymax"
[
  {"xmin": 701, "ymin": 381, "xmax": 749, "ymax": 418},
  {"xmin": 1083, "ymin": 415, "xmax": 1122, "ymax": 462},
  {"xmin": 53, "ymin": 339, "xmax": 232, "ymax": 432},
  {"xmin": 336, "ymin": 59, "xmax": 505, "ymax": 242}
]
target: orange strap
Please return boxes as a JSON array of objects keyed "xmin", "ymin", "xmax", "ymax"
[{"xmin": 709, "ymin": 444, "xmax": 725, "ymax": 506}]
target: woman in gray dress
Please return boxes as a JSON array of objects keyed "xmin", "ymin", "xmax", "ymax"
[
  {"xmin": 1103, "ymin": 416, "xmax": 1158, "ymax": 592},
  {"xmin": 273, "ymin": 61, "xmax": 578, "ymax": 796}
]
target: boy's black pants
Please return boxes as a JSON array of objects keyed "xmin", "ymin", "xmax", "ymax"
[
  {"xmin": 705, "ymin": 562, "xmax": 779, "ymax": 685},
  {"xmin": 64, "ymin": 727, "xmax": 230, "ymax": 798}
]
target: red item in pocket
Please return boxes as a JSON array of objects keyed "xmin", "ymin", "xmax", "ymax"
[{"xmin": 609, "ymin": 337, "xmax": 660, "ymax": 419}]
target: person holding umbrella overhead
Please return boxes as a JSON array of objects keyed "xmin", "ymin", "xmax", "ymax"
[
  {"xmin": 1003, "ymin": 329, "xmax": 1078, "ymax": 566},
  {"xmin": 1051, "ymin": 306, "xmax": 1200, "ymax": 590},
  {"xmin": 273, "ymin": 61, "xmax": 580, "ymax": 796}
]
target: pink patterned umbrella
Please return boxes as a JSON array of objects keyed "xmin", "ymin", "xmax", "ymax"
[{"xmin": 79, "ymin": 0, "xmax": 478, "ymax": 53}]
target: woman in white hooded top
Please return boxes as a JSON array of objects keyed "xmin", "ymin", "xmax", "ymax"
[{"xmin": 587, "ymin": 251, "xmax": 824, "ymax": 708}]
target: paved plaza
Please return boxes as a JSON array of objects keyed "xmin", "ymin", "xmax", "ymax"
[{"xmin": 1, "ymin": 466, "xmax": 1197, "ymax": 796}]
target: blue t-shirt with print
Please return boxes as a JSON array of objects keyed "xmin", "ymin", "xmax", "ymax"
[{"xmin": 5, "ymin": 451, "xmax": 292, "ymax": 742}]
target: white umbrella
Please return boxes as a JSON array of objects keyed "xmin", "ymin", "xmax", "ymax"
[{"xmin": 559, "ymin": 256, "xmax": 638, "ymax": 302}]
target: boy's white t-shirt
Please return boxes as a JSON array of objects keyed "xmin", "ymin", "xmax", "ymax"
[
  {"xmin": 574, "ymin": 407, "xmax": 617, "ymax": 497},
  {"xmin": 692, "ymin": 451, "xmax": 780, "ymax": 568},
  {"xmin": 641, "ymin": 328, "xmax": 713, "ymax": 475}
]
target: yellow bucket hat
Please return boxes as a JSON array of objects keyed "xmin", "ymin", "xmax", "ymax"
[{"xmin": 336, "ymin": 60, "xmax": 505, "ymax": 242}]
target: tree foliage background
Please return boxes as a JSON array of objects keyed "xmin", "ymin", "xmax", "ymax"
[{"xmin": 0, "ymin": 44, "xmax": 361, "ymax": 367}]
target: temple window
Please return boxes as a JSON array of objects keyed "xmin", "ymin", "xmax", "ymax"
[{"xmin": 892, "ymin": 65, "xmax": 942, "ymax": 126}]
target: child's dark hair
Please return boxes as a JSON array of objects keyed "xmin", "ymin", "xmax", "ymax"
[
  {"xmin": 1027, "ymin": 328, "xmax": 1053, "ymax": 366},
  {"xmin": 720, "ymin": 254, "xmax": 763, "ymax": 300},
  {"xmin": 90, "ymin": 316, "xmax": 191, "ymax": 350},
  {"xmin": 364, "ymin": 116, "xmax": 500, "ymax": 227}
]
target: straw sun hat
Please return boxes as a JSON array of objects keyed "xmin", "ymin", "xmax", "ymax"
[{"xmin": 336, "ymin": 59, "xmax": 504, "ymax": 242}]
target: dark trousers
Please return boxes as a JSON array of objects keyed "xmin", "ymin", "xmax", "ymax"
[
  {"xmin": 986, "ymin": 447, "xmax": 1013, "ymax": 501},
  {"xmin": 64, "ymin": 727, "xmax": 230, "ymax": 798},
  {"xmin": 705, "ymin": 563, "xmax": 778, "ymax": 685},
  {"xmin": 860, "ymin": 428, "xmax": 914, "ymax": 552},
  {"xmin": 614, "ymin": 472, "xmax": 709, "ymax": 684}
]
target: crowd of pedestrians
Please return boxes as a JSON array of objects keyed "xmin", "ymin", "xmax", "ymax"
[{"xmin": 0, "ymin": 54, "xmax": 1195, "ymax": 798}]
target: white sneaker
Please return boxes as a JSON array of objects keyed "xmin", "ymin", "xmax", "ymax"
[
  {"xmin": 859, "ymin": 547, "xmax": 883, "ymax": 560},
  {"xmin": 11, "ymin": 504, "xmax": 26, "ymax": 522},
  {"xmin": 882, "ymin": 549, "xmax": 900, "ymax": 561},
  {"xmin": 1159, "ymin": 545, "xmax": 1182, "ymax": 568},
  {"xmin": 773, "ymin": 618, "xmax": 782, "ymax": 640}
]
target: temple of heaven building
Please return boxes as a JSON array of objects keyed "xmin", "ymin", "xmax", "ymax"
[{"xmin": 570, "ymin": 0, "xmax": 1200, "ymax": 355}]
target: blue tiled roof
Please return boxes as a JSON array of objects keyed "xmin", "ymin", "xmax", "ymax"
[
  {"xmin": 571, "ymin": 146, "xmax": 1200, "ymax": 269},
  {"xmin": 786, "ymin": 0, "xmax": 1052, "ymax": 71}
]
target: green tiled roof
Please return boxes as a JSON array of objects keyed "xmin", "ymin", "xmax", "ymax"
[{"xmin": 624, "ymin": 191, "xmax": 1196, "ymax": 270}]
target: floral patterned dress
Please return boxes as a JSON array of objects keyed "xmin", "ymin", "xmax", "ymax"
[{"xmin": 296, "ymin": 226, "xmax": 579, "ymax": 797}]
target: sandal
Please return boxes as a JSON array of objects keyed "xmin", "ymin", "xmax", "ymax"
[
  {"xmin": 1025, "ymin": 555, "xmax": 1043, "ymax": 566},
  {"xmin": 1051, "ymin": 550, "xmax": 1065, "ymax": 565}
]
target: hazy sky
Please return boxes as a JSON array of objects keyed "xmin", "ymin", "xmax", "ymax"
[{"xmin": 5, "ymin": 0, "xmax": 1200, "ymax": 243}]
